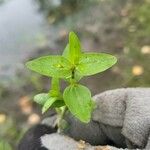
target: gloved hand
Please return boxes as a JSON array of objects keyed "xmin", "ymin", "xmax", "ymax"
[
  {"xmin": 64, "ymin": 88, "xmax": 150, "ymax": 150},
  {"xmin": 18, "ymin": 88, "xmax": 150, "ymax": 150}
]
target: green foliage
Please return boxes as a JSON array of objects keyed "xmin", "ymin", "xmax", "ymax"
[
  {"xmin": 26, "ymin": 56, "xmax": 72, "ymax": 78},
  {"xmin": 34, "ymin": 93, "xmax": 65, "ymax": 110},
  {"xmin": 69, "ymin": 31, "xmax": 81, "ymax": 64},
  {"xmin": 42, "ymin": 97, "xmax": 57, "ymax": 113},
  {"xmin": 34, "ymin": 93, "xmax": 49, "ymax": 105},
  {"xmin": 77, "ymin": 53, "xmax": 117, "ymax": 76},
  {"xmin": 62, "ymin": 44, "xmax": 70, "ymax": 59},
  {"xmin": 63, "ymin": 84, "xmax": 92, "ymax": 123},
  {"xmin": 50, "ymin": 78, "xmax": 60, "ymax": 97},
  {"xmin": 26, "ymin": 31, "xmax": 117, "ymax": 124},
  {"xmin": 0, "ymin": 140, "xmax": 12, "ymax": 150}
]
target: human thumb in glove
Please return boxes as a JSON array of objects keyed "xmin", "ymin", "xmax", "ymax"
[
  {"xmin": 65, "ymin": 88, "xmax": 150, "ymax": 149},
  {"xmin": 18, "ymin": 88, "xmax": 150, "ymax": 150}
]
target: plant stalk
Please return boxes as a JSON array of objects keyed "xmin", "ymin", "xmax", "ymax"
[{"xmin": 55, "ymin": 106, "xmax": 67, "ymax": 133}]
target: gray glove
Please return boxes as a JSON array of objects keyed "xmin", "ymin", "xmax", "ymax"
[
  {"xmin": 19, "ymin": 88, "xmax": 150, "ymax": 150},
  {"xmin": 64, "ymin": 88, "xmax": 150, "ymax": 150}
]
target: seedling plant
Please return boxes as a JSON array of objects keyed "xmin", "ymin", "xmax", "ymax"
[{"xmin": 26, "ymin": 32, "xmax": 117, "ymax": 130}]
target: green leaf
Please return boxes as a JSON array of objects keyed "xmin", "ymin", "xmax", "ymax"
[
  {"xmin": 34, "ymin": 93, "xmax": 49, "ymax": 105},
  {"xmin": 26, "ymin": 56, "xmax": 72, "ymax": 78},
  {"xmin": 74, "ymin": 69, "xmax": 83, "ymax": 82},
  {"xmin": 63, "ymin": 84, "xmax": 92, "ymax": 123},
  {"xmin": 62, "ymin": 44, "xmax": 70, "ymax": 60},
  {"xmin": 42, "ymin": 97, "xmax": 57, "ymax": 113},
  {"xmin": 0, "ymin": 140, "xmax": 12, "ymax": 150},
  {"xmin": 69, "ymin": 32, "xmax": 81, "ymax": 64},
  {"xmin": 34, "ymin": 93, "xmax": 64, "ymax": 108},
  {"xmin": 90, "ymin": 99, "xmax": 97, "ymax": 110},
  {"xmin": 76, "ymin": 53, "xmax": 117, "ymax": 76}
]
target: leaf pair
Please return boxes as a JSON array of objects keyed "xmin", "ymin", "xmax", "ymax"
[
  {"xmin": 34, "ymin": 83, "xmax": 95, "ymax": 122},
  {"xmin": 26, "ymin": 53, "xmax": 116, "ymax": 80},
  {"xmin": 34, "ymin": 77, "xmax": 64, "ymax": 113},
  {"xmin": 26, "ymin": 32, "xmax": 117, "ymax": 80}
]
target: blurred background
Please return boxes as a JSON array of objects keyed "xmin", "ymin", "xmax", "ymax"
[{"xmin": 0, "ymin": 0, "xmax": 150, "ymax": 149}]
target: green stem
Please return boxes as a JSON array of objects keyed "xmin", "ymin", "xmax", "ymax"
[
  {"xmin": 49, "ymin": 78, "xmax": 60, "ymax": 97},
  {"xmin": 55, "ymin": 106, "xmax": 67, "ymax": 133}
]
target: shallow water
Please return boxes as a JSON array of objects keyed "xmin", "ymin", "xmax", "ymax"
[{"xmin": 0, "ymin": 0, "xmax": 49, "ymax": 80}]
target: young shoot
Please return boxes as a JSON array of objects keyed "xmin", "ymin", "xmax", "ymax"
[{"xmin": 26, "ymin": 31, "xmax": 117, "ymax": 130}]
